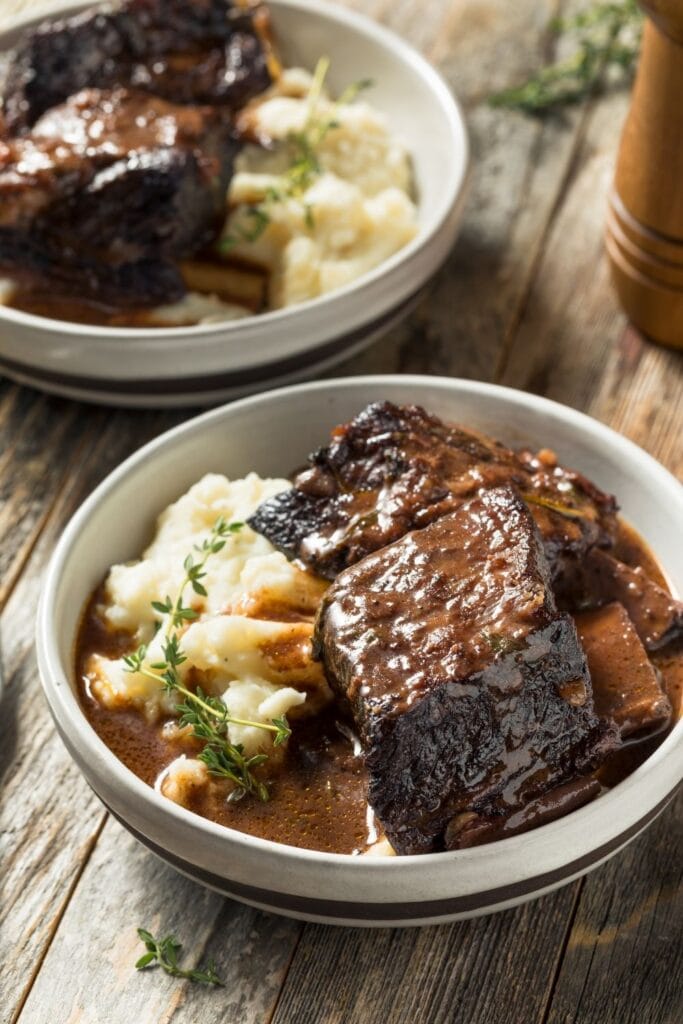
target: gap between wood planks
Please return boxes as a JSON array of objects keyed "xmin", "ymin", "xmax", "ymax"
[
  {"xmin": 539, "ymin": 878, "xmax": 587, "ymax": 1024},
  {"xmin": 263, "ymin": 928, "xmax": 306, "ymax": 1024},
  {"xmin": 493, "ymin": 99, "xmax": 596, "ymax": 386},
  {"xmin": 9, "ymin": 816, "xmax": 108, "ymax": 1024},
  {"xmin": 0, "ymin": 395, "xmax": 95, "ymax": 612}
]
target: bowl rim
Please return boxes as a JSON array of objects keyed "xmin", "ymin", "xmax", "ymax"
[
  {"xmin": 0, "ymin": 0, "xmax": 469, "ymax": 343},
  {"xmin": 36, "ymin": 374, "xmax": 683, "ymax": 881}
]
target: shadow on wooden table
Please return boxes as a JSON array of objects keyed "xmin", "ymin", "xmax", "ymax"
[{"xmin": 13, "ymin": 788, "xmax": 682, "ymax": 1024}]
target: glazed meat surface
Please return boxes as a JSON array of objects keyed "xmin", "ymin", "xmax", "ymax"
[
  {"xmin": 248, "ymin": 401, "xmax": 618, "ymax": 582},
  {"xmin": 0, "ymin": 88, "xmax": 238, "ymax": 305},
  {"xmin": 314, "ymin": 486, "xmax": 619, "ymax": 854},
  {"xmin": 1, "ymin": 0, "xmax": 272, "ymax": 135}
]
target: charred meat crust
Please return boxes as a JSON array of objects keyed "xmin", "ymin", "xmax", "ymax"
[
  {"xmin": 364, "ymin": 619, "xmax": 617, "ymax": 854},
  {"xmin": 1, "ymin": 0, "xmax": 272, "ymax": 135},
  {"xmin": 47, "ymin": 147, "xmax": 228, "ymax": 262},
  {"xmin": 314, "ymin": 487, "xmax": 619, "ymax": 855},
  {"xmin": 248, "ymin": 401, "xmax": 618, "ymax": 583}
]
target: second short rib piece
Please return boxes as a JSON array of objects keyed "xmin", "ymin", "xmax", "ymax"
[
  {"xmin": 574, "ymin": 603, "xmax": 671, "ymax": 737},
  {"xmin": 314, "ymin": 486, "xmax": 619, "ymax": 854},
  {"xmin": 0, "ymin": 88, "xmax": 238, "ymax": 306},
  {"xmin": 248, "ymin": 401, "xmax": 617, "ymax": 582},
  {"xmin": 561, "ymin": 548, "xmax": 683, "ymax": 652},
  {"xmin": 1, "ymin": 0, "xmax": 272, "ymax": 134}
]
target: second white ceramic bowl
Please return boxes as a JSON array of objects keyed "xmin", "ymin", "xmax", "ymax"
[
  {"xmin": 36, "ymin": 376, "xmax": 683, "ymax": 926},
  {"xmin": 0, "ymin": 0, "xmax": 469, "ymax": 406}
]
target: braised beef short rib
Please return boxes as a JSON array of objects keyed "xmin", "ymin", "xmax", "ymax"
[
  {"xmin": 1, "ymin": 0, "xmax": 271, "ymax": 134},
  {"xmin": 0, "ymin": 0, "xmax": 271, "ymax": 306},
  {"xmin": 0, "ymin": 88, "xmax": 238, "ymax": 306},
  {"xmin": 248, "ymin": 401, "xmax": 618, "ymax": 583},
  {"xmin": 314, "ymin": 487, "xmax": 619, "ymax": 854}
]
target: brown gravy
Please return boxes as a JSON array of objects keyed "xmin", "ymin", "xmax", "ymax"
[
  {"xmin": 6, "ymin": 260, "xmax": 258, "ymax": 328},
  {"xmin": 74, "ymin": 518, "xmax": 682, "ymax": 855},
  {"xmin": 7, "ymin": 291, "xmax": 146, "ymax": 328}
]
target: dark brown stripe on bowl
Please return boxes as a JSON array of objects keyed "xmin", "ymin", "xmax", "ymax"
[
  {"xmin": 103, "ymin": 789, "xmax": 678, "ymax": 923},
  {"xmin": 0, "ymin": 289, "xmax": 423, "ymax": 398}
]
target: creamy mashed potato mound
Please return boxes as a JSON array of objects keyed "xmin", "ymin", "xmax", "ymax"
[
  {"xmin": 86, "ymin": 473, "xmax": 331, "ymax": 765},
  {"xmin": 222, "ymin": 68, "xmax": 418, "ymax": 309}
]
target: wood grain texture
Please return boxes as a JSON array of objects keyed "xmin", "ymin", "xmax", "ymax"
[
  {"xmin": 270, "ymin": 886, "xmax": 583, "ymax": 1024},
  {"xmin": 17, "ymin": 821, "xmax": 302, "ymax": 1024},
  {"xmin": 0, "ymin": 407, "xmax": 182, "ymax": 1023},
  {"xmin": 546, "ymin": 790, "xmax": 683, "ymax": 1024},
  {"xmin": 499, "ymin": 88, "xmax": 683, "ymax": 472},
  {"xmin": 0, "ymin": 385, "xmax": 97, "ymax": 608},
  {"xmin": 0, "ymin": 1, "xmax": 680, "ymax": 1023},
  {"xmin": 328, "ymin": 0, "xmax": 590, "ymax": 384}
]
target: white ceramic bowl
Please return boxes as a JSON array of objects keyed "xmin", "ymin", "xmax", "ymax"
[
  {"xmin": 0, "ymin": 1, "xmax": 469, "ymax": 407},
  {"xmin": 36, "ymin": 376, "xmax": 683, "ymax": 926}
]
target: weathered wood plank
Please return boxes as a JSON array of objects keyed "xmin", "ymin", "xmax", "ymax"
[
  {"xmin": 324, "ymin": 1, "xmax": 592, "ymax": 384},
  {"xmin": 499, "ymin": 90, "xmax": 683, "ymax": 476},
  {"xmin": 0, "ymin": 407, "xmax": 181, "ymax": 1024},
  {"xmin": 16, "ymin": 819, "xmax": 302, "ymax": 1024},
  {"xmin": 545, "ymin": 790, "xmax": 683, "ymax": 1024},
  {"xmin": 0, "ymin": 385, "xmax": 104, "ymax": 608},
  {"xmin": 269, "ymin": 885, "xmax": 583, "ymax": 1024}
]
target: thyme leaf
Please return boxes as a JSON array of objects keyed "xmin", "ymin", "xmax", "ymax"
[
  {"xmin": 521, "ymin": 492, "xmax": 589, "ymax": 520},
  {"xmin": 489, "ymin": 0, "xmax": 642, "ymax": 115},
  {"xmin": 481, "ymin": 631, "xmax": 525, "ymax": 656},
  {"xmin": 175, "ymin": 684, "xmax": 290, "ymax": 802},
  {"xmin": 135, "ymin": 928, "xmax": 222, "ymax": 986}
]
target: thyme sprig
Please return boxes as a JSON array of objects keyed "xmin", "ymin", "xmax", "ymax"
[
  {"xmin": 122, "ymin": 516, "xmax": 291, "ymax": 802},
  {"xmin": 490, "ymin": 0, "xmax": 642, "ymax": 115},
  {"xmin": 135, "ymin": 929, "xmax": 222, "ymax": 986},
  {"xmin": 151, "ymin": 515, "xmax": 243, "ymax": 632},
  {"xmin": 177, "ymin": 687, "xmax": 285, "ymax": 803},
  {"xmin": 222, "ymin": 57, "xmax": 373, "ymax": 249}
]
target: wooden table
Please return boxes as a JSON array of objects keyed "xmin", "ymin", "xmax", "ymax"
[{"xmin": 1, "ymin": 2, "xmax": 682, "ymax": 1022}]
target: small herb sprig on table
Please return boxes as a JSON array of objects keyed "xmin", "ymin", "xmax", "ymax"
[
  {"xmin": 123, "ymin": 516, "xmax": 291, "ymax": 802},
  {"xmin": 135, "ymin": 929, "xmax": 222, "ymax": 986},
  {"xmin": 222, "ymin": 56, "xmax": 373, "ymax": 248},
  {"xmin": 490, "ymin": 0, "xmax": 642, "ymax": 115}
]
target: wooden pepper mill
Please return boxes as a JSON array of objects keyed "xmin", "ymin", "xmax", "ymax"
[{"xmin": 606, "ymin": 1, "xmax": 683, "ymax": 349}]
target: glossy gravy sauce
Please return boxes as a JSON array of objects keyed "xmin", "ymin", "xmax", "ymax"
[
  {"xmin": 5, "ymin": 255, "xmax": 260, "ymax": 329},
  {"xmin": 75, "ymin": 519, "xmax": 682, "ymax": 854},
  {"xmin": 6, "ymin": 291, "xmax": 169, "ymax": 328}
]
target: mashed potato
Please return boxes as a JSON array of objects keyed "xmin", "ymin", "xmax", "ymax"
[
  {"xmin": 222, "ymin": 67, "xmax": 418, "ymax": 309},
  {"xmin": 86, "ymin": 473, "xmax": 331, "ymax": 753},
  {"xmin": 142, "ymin": 291, "xmax": 251, "ymax": 326}
]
